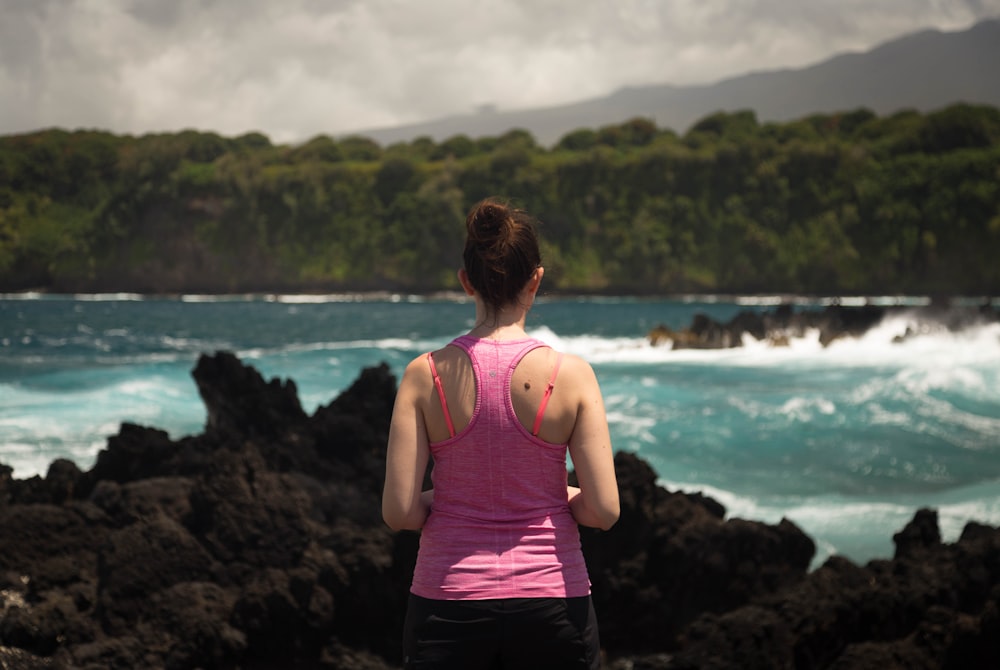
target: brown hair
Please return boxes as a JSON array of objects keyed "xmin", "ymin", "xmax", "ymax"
[{"xmin": 463, "ymin": 198, "xmax": 541, "ymax": 313}]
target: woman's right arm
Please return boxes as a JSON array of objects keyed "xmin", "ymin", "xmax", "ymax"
[
  {"xmin": 382, "ymin": 356, "xmax": 433, "ymax": 531},
  {"xmin": 566, "ymin": 358, "xmax": 620, "ymax": 531}
]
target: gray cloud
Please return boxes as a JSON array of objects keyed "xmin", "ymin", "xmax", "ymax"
[{"xmin": 1, "ymin": 0, "xmax": 998, "ymax": 143}]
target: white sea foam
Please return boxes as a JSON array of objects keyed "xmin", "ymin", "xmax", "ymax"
[
  {"xmin": 72, "ymin": 293, "xmax": 147, "ymax": 301},
  {"xmin": 264, "ymin": 293, "xmax": 379, "ymax": 304},
  {"xmin": 727, "ymin": 394, "xmax": 837, "ymax": 423},
  {"xmin": 236, "ymin": 337, "xmax": 425, "ymax": 362},
  {"xmin": 728, "ymin": 295, "xmax": 933, "ymax": 308},
  {"xmin": 912, "ymin": 398, "xmax": 1000, "ymax": 449},
  {"xmin": 0, "ymin": 292, "xmax": 47, "ymax": 300},
  {"xmin": 93, "ymin": 352, "xmax": 190, "ymax": 366},
  {"xmin": 604, "ymin": 405, "xmax": 658, "ymax": 447},
  {"xmin": 180, "ymin": 294, "xmax": 260, "ymax": 303},
  {"xmin": 773, "ymin": 396, "xmax": 838, "ymax": 422},
  {"xmin": 528, "ymin": 317, "xmax": 1000, "ymax": 382}
]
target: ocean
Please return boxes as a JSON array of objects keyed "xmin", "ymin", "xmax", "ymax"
[{"xmin": 2, "ymin": 293, "xmax": 999, "ymax": 568}]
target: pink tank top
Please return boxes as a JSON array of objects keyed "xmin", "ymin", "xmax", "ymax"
[{"xmin": 410, "ymin": 335, "xmax": 591, "ymax": 600}]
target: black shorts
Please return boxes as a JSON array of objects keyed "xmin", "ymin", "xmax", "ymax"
[{"xmin": 402, "ymin": 594, "xmax": 601, "ymax": 669}]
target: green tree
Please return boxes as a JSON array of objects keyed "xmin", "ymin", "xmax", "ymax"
[
  {"xmin": 430, "ymin": 135, "xmax": 477, "ymax": 160},
  {"xmin": 555, "ymin": 129, "xmax": 598, "ymax": 152},
  {"xmin": 337, "ymin": 135, "xmax": 382, "ymax": 162},
  {"xmin": 293, "ymin": 135, "xmax": 344, "ymax": 163}
]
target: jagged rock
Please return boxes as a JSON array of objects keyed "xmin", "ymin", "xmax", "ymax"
[
  {"xmin": 0, "ymin": 646, "xmax": 51, "ymax": 670},
  {"xmin": 581, "ymin": 452, "xmax": 815, "ymax": 653},
  {"xmin": 632, "ymin": 512, "xmax": 1000, "ymax": 669},
  {"xmin": 185, "ymin": 447, "xmax": 313, "ymax": 571},
  {"xmin": 1, "ymin": 459, "xmax": 84, "ymax": 506},
  {"xmin": 193, "ymin": 350, "xmax": 308, "ymax": 440},
  {"xmin": 88, "ymin": 476, "xmax": 194, "ymax": 526},
  {"xmin": 144, "ymin": 581, "xmax": 247, "ymax": 669},
  {"xmin": 893, "ymin": 507, "xmax": 942, "ymax": 559},
  {"xmin": 0, "ymin": 503, "xmax": 112, "ymax": 576},
  {"xmin": 96, "ymin": 516, "xmax": 218, "ymax": 634},
  {"xmin": 230, "ymin": 567, "xmax": 326, "ymax": 660},
  {"xmin": 81, "ymin": 424, "xmax": 182, "ymax": 493}
]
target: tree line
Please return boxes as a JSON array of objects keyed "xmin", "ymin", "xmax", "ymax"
[{"xmin": 1, "ymin": 104, "xmax": 999, "ymax": 295}]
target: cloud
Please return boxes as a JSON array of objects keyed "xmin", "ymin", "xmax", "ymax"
[{"xmin": 1, "ymin": 0, "xmax": 998, "ymax": 143}]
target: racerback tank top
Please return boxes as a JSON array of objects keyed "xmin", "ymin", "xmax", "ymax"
[{"xmin": 410, "ymin": 335, "xmax": 591, "ymax": 600}]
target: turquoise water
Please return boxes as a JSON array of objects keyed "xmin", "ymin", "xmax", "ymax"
[{"xmin": 2, "ymin": 293, "xmax": 999, "ymax": 567}]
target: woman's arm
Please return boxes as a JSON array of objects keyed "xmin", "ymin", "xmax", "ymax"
[
  {"xmin": 566, "ymin": 359, "xmax": 620, "ymax": 531},
  {"xmin": 382, "ymin": 357, "xmax": 433, "ymax": 531}
]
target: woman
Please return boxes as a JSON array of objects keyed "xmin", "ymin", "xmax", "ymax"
[{"xmin": 383, "ymin": 197, "xmax": 620, "ymax": 669}]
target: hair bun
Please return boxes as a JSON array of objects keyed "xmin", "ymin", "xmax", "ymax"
[
  {"xmin": 463, "ymin": 197, "xmax": 541, "ymax": 311},
  {"xmin": 470, "ymin": 201, "xmax": 512, "ymax": 246}
]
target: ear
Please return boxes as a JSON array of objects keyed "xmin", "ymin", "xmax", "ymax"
[
  {"xmin": 526, "ymin": 266, "xmax": 544, "ymax": 296},
  {"xmin": 457, "ymin": 268, "xmax": 476, "ymax": 296}
]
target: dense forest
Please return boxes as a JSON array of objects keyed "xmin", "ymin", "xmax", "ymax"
[{"xmin": 1, "ymin": 104, "xmax": 999, "ymax": 296}]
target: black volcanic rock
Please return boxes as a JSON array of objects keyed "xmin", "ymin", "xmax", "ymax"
[
  {"xmin": 95, "ymin": 516, "xmax": 217, "ymax": 634},
  {"xmin": 193, "ymin": 350, "xmax": 308, "ymax": 440},
  {"xmin": 612, "ymin": 512, "xmax": 1000, "ymax": 669},
  {"xmin": 580, "ymin": 452, "xmax": 816, "ymax": 653},
  {"xmin": 893, "ymin": 507, "xmax": 943, "ymax": 559},
  {"xmin": 0, "ymin": 352, "xmax": 998, "ymax": 669}
]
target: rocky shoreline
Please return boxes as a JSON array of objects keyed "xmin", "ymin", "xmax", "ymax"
[
  {"xmin": 648, "ymin": 302, "xmax": 1000, "ymax": 349},
  {"xmin": 2, "ymin": 352, "xmax": 998, "ymax": 669}
]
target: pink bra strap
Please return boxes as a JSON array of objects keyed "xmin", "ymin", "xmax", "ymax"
[
  {"xmin": 427, "ymin": 352, "xmax": 456, "ymax": 438},
  {"xmin": 531, "ymin": 352, "xmax": 563, "ymax": 437}
]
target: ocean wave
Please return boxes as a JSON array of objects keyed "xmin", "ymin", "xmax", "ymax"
[
  {"xmin": 529, "ymin": 319, "xmax": 1000, "ymax": 369},
  {"xmin": 718, "ymin": 393, "xmax": 840, "ymax": 423},
  {"xmin": 235, "ymin": 336, "xmax": 430, "ymax": 360}
]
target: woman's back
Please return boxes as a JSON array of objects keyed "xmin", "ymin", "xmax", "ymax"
[
  {"xmin": 425, "ymin": 336, "xmax": 569, "ymax": 520},
  {"xmin": 412, "ymin": 335, "xmax": 590, "ymax": 599}
]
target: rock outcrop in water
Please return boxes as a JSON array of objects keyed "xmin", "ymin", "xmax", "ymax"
[
  {"xmin": 648, "ymin": 301, "xmax": 1000, "ymax": 349},
  {"xmin": 1, "ymin": 352, "xmax": 998, "ymax": 669}
]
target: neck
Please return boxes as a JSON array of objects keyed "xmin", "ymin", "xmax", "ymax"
[{"xmin": 469, "ymin": 301, "xmax": 530, "ymax": 340}]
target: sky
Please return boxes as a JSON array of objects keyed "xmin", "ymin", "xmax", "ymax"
[{"xmin": 2, "ymin": 0, "xmax": 999, "ymax": 144}]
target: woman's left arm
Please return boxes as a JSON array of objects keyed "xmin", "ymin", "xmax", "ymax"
[{"xmin": 382, "ymin": 357, "xmax": 433, "ymax": 531}]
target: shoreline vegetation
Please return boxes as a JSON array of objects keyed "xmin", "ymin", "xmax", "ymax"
[
  {"xmin": 3, "ymin": 104, "xmax": 1000, "ymax": 297},
  {"xmin": 1, "ymin": 351, "xmax": 998, "ymax": 668}
]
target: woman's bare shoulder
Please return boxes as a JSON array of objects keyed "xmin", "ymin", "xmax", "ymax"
[
  {"xmin": 399, "ymin": 352, "xmax": 433, "ymax": 388},
  {"xmin": 400, "ymin": 345, "xmax": 469, "ymax": 387},
  {"xmin": 554, "ymin": 350, "xmax": 599, "ymax": 383}
]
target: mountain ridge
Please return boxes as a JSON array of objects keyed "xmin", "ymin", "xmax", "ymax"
[{"xmin": 348, "ymin": 18, "xmax": 1000, "ymax": 146}]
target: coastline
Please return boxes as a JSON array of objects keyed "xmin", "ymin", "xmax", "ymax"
[{"xmin": 2, "ymin": 352, "xmax": 999, "ymax": 668}]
